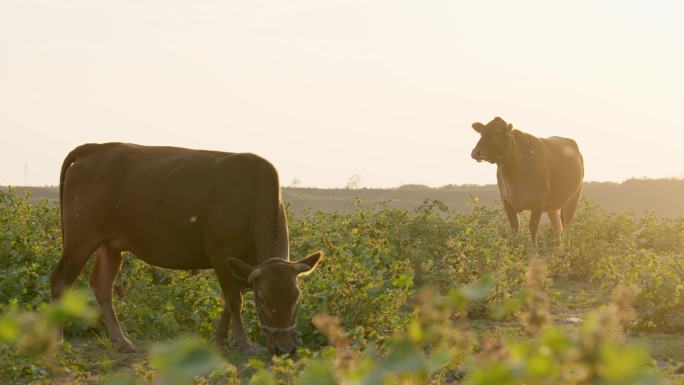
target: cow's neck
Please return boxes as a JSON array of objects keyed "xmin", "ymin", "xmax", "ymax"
[{"xmin": 497, "ymin": 131, "xmax": 523, "ymax": 178}]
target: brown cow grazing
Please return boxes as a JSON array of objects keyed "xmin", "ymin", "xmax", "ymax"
[
  {"xmin": 470, "ymin": 117, "xmax": 584, "ymax": 247},
  {"xmin": 50, "ymin": 143, "xmax": 322, "ymax": 354}
]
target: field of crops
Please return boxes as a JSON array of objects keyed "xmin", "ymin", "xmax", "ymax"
[{"xmin": 2, "ymin": 189, "xmax": 684, "ymax": 384}]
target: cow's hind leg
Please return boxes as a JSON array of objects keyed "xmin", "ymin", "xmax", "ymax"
[
  {"xmin": 89, "ymin": 245, "xmax": 136, "ymax": 353},
  {"xmin": 51, "ymin": 242, "xmax": 99, "ymax": 300},
  {"xmin": 50, "ymin": 234, "xmax": 102, "ymax": 342},
  {"xmin": 528, "ymin": 209, "xmax": 542, "ymax": 251},
  {"xmin": 561, "ymin": 192, "xmax": 581, "ymax": 227},
  {"xmin": 546, "ymin": 209, "xmax": 563, "ymax": 243}
]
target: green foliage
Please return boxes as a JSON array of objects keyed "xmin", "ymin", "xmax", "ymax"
[
  {"xmin": 0, "ymin": 289, "xmax": 95, "ymax": 382},
  {"xmin": 467, "ymin": 326, "xmax": 661, "ymax": 385},
  {"xmin": 0, "ymin": 189, "xmax": 682, "ymax": 384},
  {"xmin": 289, "ymin": 198, "xmax": 527, "ymax": 343},
  {"xmin": 595, "ymin": 251, "xmax": 684, "ymax": 330},
  {"xmin": 0, "ymin": 190, "xmax": 61, "ymax": 310},
  {"xmin": 545, "ymin": 199, "xmax": 684, "ymax": 331},
  {"xmin": 551, "ymin": 199, "xmax": 684, "ymax": 280},
  {"xmin": 292, "ymin": 267, "xmax": 663, "ymax": 385},
  {"xmin": 115, "ymin": 262, "xmax": 224, "ymax": 340}
]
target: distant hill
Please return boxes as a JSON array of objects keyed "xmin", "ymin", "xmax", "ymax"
[{"xmin": 4, "ymin": 178, "xmax": 684, "ymax": 217}]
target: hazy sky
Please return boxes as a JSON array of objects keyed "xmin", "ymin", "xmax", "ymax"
[{"xmin": 1, "ymin": 0, "xmax": 682, "ymax": 188}]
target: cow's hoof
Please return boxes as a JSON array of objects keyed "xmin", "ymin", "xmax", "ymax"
[{"xmin": 117, "ymin": 341, "xmax": 138, "ymax": 353}]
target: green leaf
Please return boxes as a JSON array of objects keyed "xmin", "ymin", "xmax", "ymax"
[
  {"xmin": 0, "ymin": 314, "xmax": 20, "ymax": 342},
  {"xmin": 299, "ymin": 359, "xmax": 338, "ymax": 385},
  {"xmin": 467, "ymin": 362, "xmax": 517, "ymax": 385},
  {"xmin": 249, "ymin": 368, "xmax": 277, "ymax": 385},
  {"xmin": 150, "ymin": 337, "xmax": 222, "ymax": 385},
  {"xmin": 248, "ymin": 358, "xmax": 265, "ymax": 370},
  {"xmin": 540, "ymin": 327, "xmax": 569, "ymax": 353},
  {"xmin": 425, "ymin": 348, "xmax": 453, "ymax": 374},
  {"xmin": 407, "ymin": 319, "xmax": 423, "ymax": 343},
  {"xmin": 598, "ymin": 344, "xmax": 662, "ymax": 385},
  {"xmin": 104, "ymin": 372, "xmax": 136, "ymax": 385},
  {"xmin": 43, "ymin": 289, "xmax": 96, "ymax": 324},
  {"xmin": 525, "ymin": 354, "xmax": 555, "ymax": 378},
  {"xmin": 459, "ymin": 275, "xmax": 496, "ymax": 302},
  {"xmin": 380, "ymin": 339, "xmax": 426, "ymax": 374}
]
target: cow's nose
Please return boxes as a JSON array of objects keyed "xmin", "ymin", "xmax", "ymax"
[{"xmin": 471, "ymin": 149, "xmax": 482, "ymax": 160}]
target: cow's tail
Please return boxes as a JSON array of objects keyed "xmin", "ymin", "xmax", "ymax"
[
  {"xmin": 59, "ymin": 149, "xmax": 78, "ymax": 248},
  {"xmin": 253, "ymin": 157, "xmax": 289, "ymax": 262},
  {"xmin": 561, "ymin": 138, "xmax": 584, "ymax": 227},
  {"xmin": 58, "ymin": 144, "xmax": 97, "ymax": 248}
]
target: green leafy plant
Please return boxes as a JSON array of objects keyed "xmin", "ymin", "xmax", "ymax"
[{"xmin": 1, "ymin": 189, "xmax": 682, "ymax": 384}]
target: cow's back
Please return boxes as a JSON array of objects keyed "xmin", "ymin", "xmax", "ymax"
[
  {"xmin": 540, "ymin": 136, "xmax": 584, "ymax": 209},
  {"xmin": 60, "ymin": 143, "xmax": 247, "ymax": 268},
  {"xmin": 498, "ymin": 132, "xmax": 583, "ymax": 212}
]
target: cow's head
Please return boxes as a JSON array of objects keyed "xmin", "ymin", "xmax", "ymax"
[
  {"xmin": 470, "ymin": 116, "xmax": 513, "ymax": 164},
  {"xmin": 226, "ymin": 251, "xmax": 323, "ymax": 354}
]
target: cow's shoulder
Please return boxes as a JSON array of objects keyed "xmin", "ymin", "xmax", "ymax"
[
  {"xmin": 544, "ymin": 136, "xmax": 578, "ymax": 146},
  {"xmin": 213, "ymin": 152, "xmax": 276, "ymax": 171},
  {"xmin": 512, "ymin": 130, "xmax": 543, "ymax": 149},
  {"xmin": 209, "ymin": 153, "xmax": 280, "ymax": 188},
  {"xmin": 510, "ymin": 130, "xmax": 547, "ymax": 164}
]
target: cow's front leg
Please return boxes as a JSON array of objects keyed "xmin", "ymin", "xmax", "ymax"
[
  {"xmin": 502, "ymin": 199, "xmax": 520, "ymax": 236},
  {"xmin": 226, "ymin": 289, "xmax": 256, "ymax": 353},
  {"xmin": 214, "ymin": 267, "xmax": 256, "ymax": 353},
  {"xmin": 213, "ymin": 305, "xmax": 231, "ymax": 347}
]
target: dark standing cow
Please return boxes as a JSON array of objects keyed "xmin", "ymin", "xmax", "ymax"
[
  {"xmin": 470, "ymin": 117, "xmax": 584, "ymax": 246},
  {"xmin": 51, "ymin": 143, "xmax": 322, "ymax": 354}
]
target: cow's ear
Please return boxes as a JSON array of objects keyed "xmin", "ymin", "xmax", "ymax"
[
  {"xmin": 505, "ymin": 123, "xmax": 513, "ymax": 134},
  {"xmin": 292, "ymin": 251, "xmax": 323, "ymax": 276},
  {"xmin": 472, "ymin": 122, "xmax": 484, "ymax": 133},
  {"xmin": 226, "ymin": 258, "xmax": 253, "ymax": 284}
]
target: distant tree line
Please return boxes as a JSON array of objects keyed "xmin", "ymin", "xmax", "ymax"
[{"xmin": 4, "ymin": 177, "xmax": 684, "ymax": 217}]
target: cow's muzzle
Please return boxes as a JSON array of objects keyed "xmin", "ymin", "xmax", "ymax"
[
  {"xmin": 471, "ymin": 148, "xmax": 486, "ymax": 162},
  {"xmin": 274, "ymin": 339, "xmax": 296, "ymax": 354},
  {"xmin": 471, "ymin": 149, "xmax": 499, "ymax": 164},
  {"xmin": 266, "ymin": 332, "xmax": 297, "ymax": 354}
]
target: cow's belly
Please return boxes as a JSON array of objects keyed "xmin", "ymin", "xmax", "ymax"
[
  {"xmin": 135, "ymin": 249, "xmax": 213, "ymax": 270},
  {"xmin": 500, "ymin": 182, "xmax": 539, "ymax": 213},
  {"xmin": 109, "ymin": 234, "xmax": 214, "ymax": 270},
  {"xmin": 106, "ymin": 198, "xmax": 215, "ymax": 269},
  {"xmin": 543, "ymin": 192, "xmax": 576, "ymax": 212}
]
